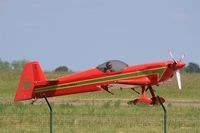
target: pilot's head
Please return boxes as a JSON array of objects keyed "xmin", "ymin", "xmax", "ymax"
[{"xmin": 106, "ymin": 62, "xmax": 112, "ymax": 69}]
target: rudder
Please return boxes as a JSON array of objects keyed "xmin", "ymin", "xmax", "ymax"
[{"xmin": 14, "ymin": 61, "xmax": 46, "ymax": 101}]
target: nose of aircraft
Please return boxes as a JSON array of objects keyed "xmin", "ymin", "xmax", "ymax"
[{"xmin": 175, "ymin": 61, "xmax": 186, "ymax": 70}]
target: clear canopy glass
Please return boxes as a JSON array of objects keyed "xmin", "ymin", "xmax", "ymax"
[{"xmin": 97, "ymin": 60, "xmax": 128, "ymax": 73}]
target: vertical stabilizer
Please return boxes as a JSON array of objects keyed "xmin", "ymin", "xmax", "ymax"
[{"xmin": 14, "ymin": 61, "xmax": 46, "ymax": 101}]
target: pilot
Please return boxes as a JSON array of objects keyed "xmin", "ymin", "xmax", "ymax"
[{"xmin": 104, "ymin": 62, "xmax": 113, "ymax": 73}]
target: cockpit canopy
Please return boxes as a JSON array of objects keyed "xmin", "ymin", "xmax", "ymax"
[{"xmin": 97, "ymin": 60, "xmax": 128, "ymax": 73}]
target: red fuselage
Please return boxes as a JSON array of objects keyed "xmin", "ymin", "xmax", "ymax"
[{"xmin": 33, "ymin": 60, "xmax": 185, "ymax": 99}]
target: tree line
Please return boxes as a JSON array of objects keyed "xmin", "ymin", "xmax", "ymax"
[
  {"xmin": 0, "ymin": 58, "xmax": 70, "ymax": 72},
  {"xmin": 0, "ymin": 58, "xmax": 200, "ymax": 73},
  {"xmin": 182, "ymin": 62, "xmax": 200, "ymax": 73},
  {"xmin": 0, "ymin": 58, "xmax": 29, "ymax": 71}
]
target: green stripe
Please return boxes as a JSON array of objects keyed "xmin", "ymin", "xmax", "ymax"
[{"xmin": 35, "ymin": 67, "xmax": 166, "ymax": 92}]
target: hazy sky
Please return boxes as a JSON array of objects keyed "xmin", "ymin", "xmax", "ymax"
[{"xmin": 0, "ymin": 0, "xmax": 199, "ymax": 71}]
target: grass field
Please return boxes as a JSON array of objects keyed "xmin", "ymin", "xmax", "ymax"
[
  {"xmin": 0, "ymin": 103, "xmax": 200, "ymax": 133},
  {"xmin": 0, "ymin": 70, "xmax": 200, "ymax": 132}
]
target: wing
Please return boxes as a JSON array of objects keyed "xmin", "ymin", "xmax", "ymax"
[
  {"xmin": 97, "ymin": 77, "xmax": 151, "ymax": 95},
  {"xmin": 115, "ymin": 77, "xmax": 151, "ymax": 85}
]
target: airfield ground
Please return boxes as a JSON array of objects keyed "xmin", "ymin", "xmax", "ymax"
[{"xmin": 0, "ymin": 70, "xmax": 200, "ymax": 133}]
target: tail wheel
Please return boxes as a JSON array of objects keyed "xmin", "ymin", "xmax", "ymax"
[{"xmin": 152, "ymin": 96, "xmax": 165, "ymax": 105}]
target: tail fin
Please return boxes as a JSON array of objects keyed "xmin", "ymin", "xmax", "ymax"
[{"xmin": 14, "ymin": 61, "xmax": 46, "ymax": 102}]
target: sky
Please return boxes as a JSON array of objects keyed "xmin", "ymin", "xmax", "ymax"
[{"xmin": 0, "ymin": 0, "xmax": 199, "ymax": 71}]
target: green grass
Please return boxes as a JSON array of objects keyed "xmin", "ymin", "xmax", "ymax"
[
  {"xmin": 0, "ymin": 70, "xmax": 200, "ymax": 132},
  {"xmin": 0, "ymin": 103, "xmax": 200, "ymax": 133}
]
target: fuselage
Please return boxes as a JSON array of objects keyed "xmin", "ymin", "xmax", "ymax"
[{"xmin": 33, "ymin": 60, "xmax": 185, "ymax": 99}]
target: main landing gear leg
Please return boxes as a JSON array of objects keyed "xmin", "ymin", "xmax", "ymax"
[
  {"xmin": 128, "ymin": 86, "xmax": 166, "ymax": 105},
  {"xmin": 149, "ymin": 86, "xmax": 165, "ymax": 105},
  {"xmin": 128, "ymin": 86, "xmax": 152, "ymax": 105}
]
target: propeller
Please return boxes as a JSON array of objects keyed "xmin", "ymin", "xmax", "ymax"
[
  {"xmin": 169, "ymin": 50, "xmax": 177, "ymax": 63},
  {"xmin": 176, "ymin": 70, "xmax": 182, "ymax": 90},
  {"xmin": 180, "ymin": 54, "xmax": 185, "ymax": 61},
  {"xmin": 168, "ymin": 51, "xmax": 184, "ymax": 90},
  {"xmin": 169, "ymin": 50, "xmax": 185, "ymax": 63}
]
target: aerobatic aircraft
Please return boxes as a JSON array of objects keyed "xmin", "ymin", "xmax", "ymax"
[{"xmin": 14, "ymin": 53, "xmax": 185, "ymax": 105}]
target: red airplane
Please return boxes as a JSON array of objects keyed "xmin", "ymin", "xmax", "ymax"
[{"xmin": 14, "ymin": 54, "xmax": 185, "ymax": 105}]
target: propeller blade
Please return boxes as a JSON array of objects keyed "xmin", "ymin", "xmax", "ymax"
[
  {"xmin": 169, "ymin": 50, "xmax": 177, "ymax": 63},
  {"xmin": 176, "ymin": 70, "xmax": 182, "ymax": 90},
  {"xmin": 180, "ymin": 54, "xmax": 185, "ymax": 61}
]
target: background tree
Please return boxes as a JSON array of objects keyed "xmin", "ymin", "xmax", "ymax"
[
  {"xmin": 54, "ymin": 66, "xmax": 69, "ymax": 72},
  {"xmin": 0, "ymin": 58, "xmax": 11, "ymax": 70},
  {"xmin": 11, "ymin": 59, "xmax": 29, "ymax": 71},
  {"xmin": 184, "ymin": 62, "xmax": 200, "ymax": 73}
]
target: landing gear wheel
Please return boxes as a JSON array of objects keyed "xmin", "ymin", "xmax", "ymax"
[{"xmin": 152, "ymin": 96, "xmax": 165, "ymax": 105}]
